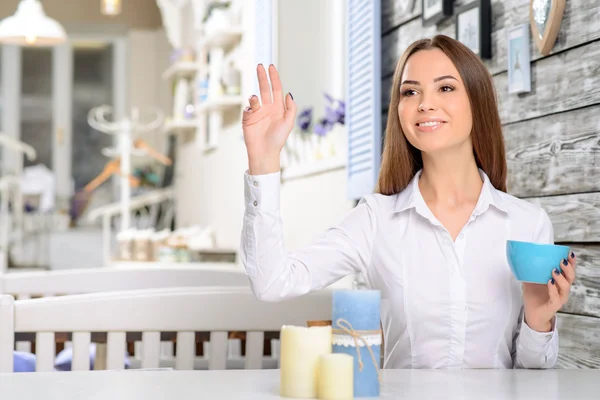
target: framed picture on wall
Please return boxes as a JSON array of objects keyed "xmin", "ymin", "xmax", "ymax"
[
  {"xmin": 507, "ymin": 24, "xmax": 532, "ymax": 94},
  {"xmin": 455, "ymin": 0, "xmax": 492, "ymax": 59},
  {"xmin": 421, "ymin": 0, "xmax": 453, "ymax": 27}
]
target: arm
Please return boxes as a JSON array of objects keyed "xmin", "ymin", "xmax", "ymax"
[
  {"xmin": 240, "ymin": 171, "xmax": 375, "ymax": 301},
  {"xmin": 513, "ymin": 208, "xmax": 559, "ymax": 369}
]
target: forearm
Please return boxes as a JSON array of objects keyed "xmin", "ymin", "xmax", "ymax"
[{"xmin": 514, "ymin": 314, "xmax": 559, "ymax": 369}]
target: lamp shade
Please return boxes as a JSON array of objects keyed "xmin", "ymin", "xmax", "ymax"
[{"xmin": 0, "ymin": 0, "xmax": 67, "ymax": 47}]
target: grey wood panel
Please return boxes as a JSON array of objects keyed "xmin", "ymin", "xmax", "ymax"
[
  {"xmin": 526, "ymin": 193, "xmax": 600, "ymax": 243},
  {"xmin": 558, "ymin": 245, "xmax": 600, "ymax": 319},
  {"xmin": 381, "ymin": 0, "xmax": 420, "ymax": 33},
  {"xmin": 505, "ymin": 105, "xmax": 600, "ymax": 198},
  {"xmin": 495, "ymin": 39, "xmax": 600, "ymax": 125},
  {"xmin": 557, "ymin": 312, "xmax": 600, "ymax": 369},
  {"xmin": 383, "ymin": 0, "xmax": 600, "ymax": 77},
  {"xmin": 484, "ymin": 0, "xmax": 600, "ymax": 76}
]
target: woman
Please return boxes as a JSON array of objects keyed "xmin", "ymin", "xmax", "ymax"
[{"xmin": 240, "ymin": 35, "xmax": 575, "ymax": 369}]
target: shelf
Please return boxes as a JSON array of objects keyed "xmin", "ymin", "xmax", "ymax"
[
  {"xmin": 161, "ymin": 61, "xmax": 199, "ymax": 81},
  {"xmin": 163, "ymin": 119, "xmax": 199, "ymax": 135},
  {"xmin": 196, "ymin": 96, "xmax": 244, "ymax": 114},
  {"xmin": 281, "ymin": 157, "xmax": 347, "ymax": 181},
  {"xmin": 201, "ymin": 27, "xmax": 243, "ymax": 51}
]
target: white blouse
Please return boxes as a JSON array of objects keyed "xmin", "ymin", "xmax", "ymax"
[{"xmin": 240, "ymin": 169, "xmax": 558, "ymax": 369}]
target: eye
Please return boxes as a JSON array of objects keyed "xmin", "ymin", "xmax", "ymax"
[
  {"xmin": 440, "ymin": 85, "xmax": 455, "ymax": 92},
  {"xmin": 401, "ymin": 88, "xmax": 417, "ymax": 97}
]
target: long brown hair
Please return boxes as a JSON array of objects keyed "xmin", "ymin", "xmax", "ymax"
[{"xmin": 376, "ymin": 34, "xmax": 507, "ymax": 195}]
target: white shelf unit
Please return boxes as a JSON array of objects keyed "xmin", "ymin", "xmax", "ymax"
[
  {"xmin": 200, "ymin": 27, "xmax": 243, "ymax": 51},
  {"xmin": 160, "ymin": 1, "xmax": 245, "ymax": 151},
  {"xmin": 161, "ymin": 61, "xmax": 199, "ymax": 81},
  {"xmin": 163, "ymin": 119, "xmax": 199, "ymax": 136}
]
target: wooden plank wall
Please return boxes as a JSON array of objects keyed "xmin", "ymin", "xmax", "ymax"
[{"xmin": 381, "ymin": 0, "xmax": 600, "ymax": 368}]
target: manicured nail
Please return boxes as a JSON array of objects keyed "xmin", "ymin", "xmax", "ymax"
[
  {"xmin": 289, "ymin": 92, "xmax": 294, "ymax": 100},
  {"xmin": 571, "ymin": 251, "xmax": 575, "ymax": 259},
  {"xmin": 551, "ymin": 278, "xmax": 555, "ymax": 285},
  {"xmin": 562, "ymin": 259, "xmax": 568, "ymax": 266},
  {"xmin": 244, "ymin": 106, "xmax": 251, "ymax": 112},
  {"xmin": 555, "ymin": 268, "xmax": 560, "ymax": 275}
]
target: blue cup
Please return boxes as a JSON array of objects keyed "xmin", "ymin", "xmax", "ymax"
[{"xmin": 506, "ymin": 240, "xmax": 570, "ymax": 284}]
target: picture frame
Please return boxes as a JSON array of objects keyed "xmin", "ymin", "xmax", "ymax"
[
  {"xmin": 507, "ymin": 24, "xmax": 532, "ymax": 94},
  {"xmin": 455, "ymin": 0, "xmax": 492, "ymax": 59},
  {"xmin": 421, "ymin": 0, "xmax": 453, "ymax": 27}
]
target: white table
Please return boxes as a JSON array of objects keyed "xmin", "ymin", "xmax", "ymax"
[{"xmin": 0, "ymin": 369, "xmax": 598, "ymax": 399}]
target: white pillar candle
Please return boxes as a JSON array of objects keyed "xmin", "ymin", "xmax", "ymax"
[
  {"xmin": 318, "ymin": 353, "xmax": 354, "ymax": 399},
  {"xmin": 280, "ymin": 325, "xmax": 332, "ymax": 398}
]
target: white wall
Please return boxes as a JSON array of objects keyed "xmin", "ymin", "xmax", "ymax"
[
  {"xmin": 128, "ymin": 28, "xmax": 172, "ymax": 165},
  {"xmin": 175, "ymin": 0, "xmax": 353, "ymax": 251}
]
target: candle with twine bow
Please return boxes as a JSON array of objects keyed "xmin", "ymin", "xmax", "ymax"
[{"xmin": 331, "ymin": 290, "xmax": 381, "ymax": 397}]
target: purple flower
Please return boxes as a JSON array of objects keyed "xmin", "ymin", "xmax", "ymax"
[{"xmin": 297, "ymin": 107, "xmax": 313, "ymax": 133}]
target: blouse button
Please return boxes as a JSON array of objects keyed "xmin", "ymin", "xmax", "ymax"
[
  {"xmin": 253, "ymin": 201, "xmax": 258, "ymax": 207},
  {"xmin": 253, "ymin": 181, "xmax": 259, "ymax": 187},
  {"xmin": 459, "ymin": 233, "xmax": 464, "ymax": 239}
]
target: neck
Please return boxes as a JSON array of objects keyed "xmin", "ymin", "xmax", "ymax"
[{"xmin": 418, "ymin": 147, "xmax": 482, "ymax": 208}]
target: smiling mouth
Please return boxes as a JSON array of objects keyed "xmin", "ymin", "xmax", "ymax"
[{"xmin": 416, "ymin": 121, "xmax": 447, "ymax": 127}]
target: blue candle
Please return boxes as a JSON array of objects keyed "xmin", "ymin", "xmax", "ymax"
[{"xmin": 331, "ymin": 289, "xmax": 381, "ymax": 397}]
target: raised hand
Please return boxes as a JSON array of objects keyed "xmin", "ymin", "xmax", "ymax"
[{"xmin": 242, "ymin": 64, "xmax": 296, "ymax": 175}]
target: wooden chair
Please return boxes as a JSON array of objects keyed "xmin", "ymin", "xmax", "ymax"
[{"xmin": 0, "ymin": 286, "xmax": 332, "ymax": 373}]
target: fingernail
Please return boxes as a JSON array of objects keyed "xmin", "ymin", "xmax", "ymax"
[
  {"xmin": 244, "ymin": 106, "xmax": 251, "ymax": 112},
  {"xmin": 562, "ymin": 259, "xmax": 568, "ymax": 266},
  {"xmin": 555, "ymin": 268, "xmax": 560, "ymax": 275},
  {"xmin": 551, "ymin": 278, "xmax": 555, "ymax": 285},
  {"xmin": 289, "ymin": 92, "xmax": 294, "ymax": 100},
  {"xmin": 571, "ymin": 251, "xmax": 575, "ymax": 258}
]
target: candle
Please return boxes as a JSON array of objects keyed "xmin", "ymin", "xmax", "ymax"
[
  {"xmin": 280, "ymin": 325, "xmax": 332, "ymax": 398},
  {"xmin": 318, "ymin": 353, "xmax": 354, "ymax": 400},
  {"xmin": 332, "ymin": 290, "xmax": 381, "ymax": 398}
]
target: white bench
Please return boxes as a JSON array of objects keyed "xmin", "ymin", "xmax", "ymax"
[{"xmin": 0, "ymin": 287, "xmax": 332, "ymax": 373}]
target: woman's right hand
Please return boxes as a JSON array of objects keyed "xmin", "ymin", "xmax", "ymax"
[{"xmin": 242, "ymin": 64, "xmax": 296, "ymax": 175}]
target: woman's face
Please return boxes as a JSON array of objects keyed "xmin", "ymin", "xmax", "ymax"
[{"xmin": 397, "ymin": 48, "xmax": 473, "ymax": 157}]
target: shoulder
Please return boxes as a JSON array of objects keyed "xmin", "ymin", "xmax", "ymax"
[
  {"xmin": 495, "ymin": 191, "xmax": 553, "ymax": 243},
  {"xmin": 358, "ymin": 192, "xmax": 401, "ymax": 216}
]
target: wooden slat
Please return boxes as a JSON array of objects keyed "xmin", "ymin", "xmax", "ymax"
[
  {"xmin": 208, "ymin": 331, "xmax": 228, "ymax": 370},
  {"xmin": 175, "ymin": 332, "xmax": 195, "ymax": 370},
  {"xmin": 381, "ymin": 13, "xmax": 453, "ymax": 78},
  {"xmin": 505, "ymin": 105, "xmax": 600, "ymax": 198},
  {"xmin": 382, "ymin": 0, "xmax": 600, "ymax": 77},
  {"xmin": 483, "ymin": 0, "xmax": 600, "ymax": 76},
  {"xmin": 526, "ymin": 193, "xmax": 600, "ymax": 242},
  {"xmin": 556, "ymin": 245, "xmax": 600, "ymax": 318},
  {"xmin": 557, "ymin": 312, "xmax": 600, "ymax": 369},
  {"xmin": 496, "ymin": 39, "xmax": 600, "ymax": 125},
  {"xmin": 72, "ymin": 332, "xmax": 91, "ymax": 371},
  {"xmin": 0, "ymin": 295, "xmax": 15, "ymax": 373},
  {"xmin": 141, "ymin": 331, "xmax": 161, "ymax": 369},
  {"xmin": 245, "ymin": 331, "xmax": 264, "ymax": 369},
  {"xmin": 106, "ymin": 331, "xmax": 126, "ymax": 370},
  {"xmin": 381, "ymin": 0, "xmax": 420, "ymax": 33},
  {"xmin": 35, "ymin": 332, "xmax": 55, "ymax": 372}
]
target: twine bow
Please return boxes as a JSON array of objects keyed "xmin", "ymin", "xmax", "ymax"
[{"xmin": 332, "ymin": 318, "xmax": 382, "ymax": 383}]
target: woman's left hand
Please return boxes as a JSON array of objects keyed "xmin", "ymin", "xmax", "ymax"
[{"xmin": 522, "ymin": 251, "xmax": 576, "ymax": 332}]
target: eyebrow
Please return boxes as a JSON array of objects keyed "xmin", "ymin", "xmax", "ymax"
[{"xmin": 400, "ymin": 75, "xmax": 459, "ymax": 85}]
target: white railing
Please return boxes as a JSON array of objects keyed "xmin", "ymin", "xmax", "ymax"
[{"xmin": 87, "ymin": 187, "xmax": 175, "ymax": 265}]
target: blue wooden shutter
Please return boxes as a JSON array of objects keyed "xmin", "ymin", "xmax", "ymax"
[{"xmin": 346, "ymin": 0, "xmax": 382, "ymax": 200}]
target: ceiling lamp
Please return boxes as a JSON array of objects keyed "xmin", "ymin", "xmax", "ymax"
[
  {"xmin": 0, "ymin": 0, "xmax": 67, "ymax": 47},
  {"xmin": 102, "ymin": 0, "xmax": 122, "ymax": 16}
]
